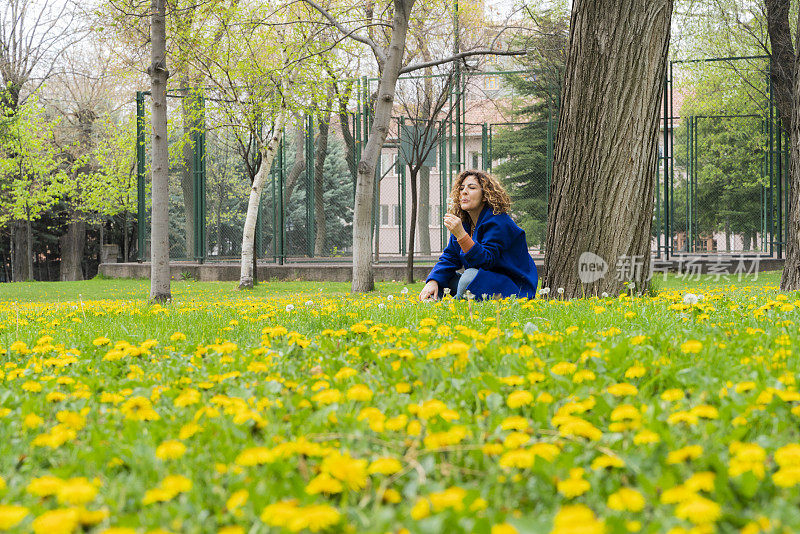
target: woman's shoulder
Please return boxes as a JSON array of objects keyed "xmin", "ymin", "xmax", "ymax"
[{"xmin": 482, "ymin": 209, "xmax": 516, "ymax": 227}]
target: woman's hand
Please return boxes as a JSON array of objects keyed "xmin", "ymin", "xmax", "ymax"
[
  {"xmin": 419, "ymin": 280, "xmax": 439, "ymax": 301},
  {"xmin": 443, "ymin": 214, "xmax": 466, "ymax": 239}
]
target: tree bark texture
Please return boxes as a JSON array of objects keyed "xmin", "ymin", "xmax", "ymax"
[
  {"xmin": 238, "ymin": 111, "xmax": 287, "ymax": 289},
  {"xmin": 765, "ymin": 0, "xmax": 794, "ymax": 135},
  {"xmin": 543, "ymin": 0, "xmax": 672, "ymax": 298},
  {"xmin": 59, "ymin": 219, "xmax": 86, "ymax": 281},
  {"xmin": 338, "ymin": 87, "xmax": 358, "ymax": 181},
  {"xmin": 352, "ymin": 0, "xmax": 415, "ymax": 292},
  {"xmin": 780, "ymin": 11, "xmax": 800, "ymax": 290},
  {"xmin": 314, "ymin": 92, "xmax": 333, "ymax": 256},
  {"xmin": 149, "ymin": 0, "xmax": 171, "ymax": 302}
]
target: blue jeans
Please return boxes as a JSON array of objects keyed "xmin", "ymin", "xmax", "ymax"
[{"xmin": 441, "ymin": 268, "xmax": 479, "ymax": 299}]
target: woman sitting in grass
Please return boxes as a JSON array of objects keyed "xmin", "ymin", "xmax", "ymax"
[{"xmin": 419, "ymin": 169, "xmax": 538, "ymax": 301}]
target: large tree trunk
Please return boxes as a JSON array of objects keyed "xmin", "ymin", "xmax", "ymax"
[
  {"xmin": 11, "ymin": 221, "xmax": 29, "ymax": 282},
  {"xmin": 314, "ymin": 92, "xmax": 333, "ymax": 256},
  {"xmin": 780, "ymin": 37, "xmax": 800, "ymax": 289},
  {"xmin": 60, "ymin": 219, "xmax": 86, "ymax": 281},
  {"xmin": 767, "ymin": 0, "xmax": 800, "ymax": 290},
  {"xmin": 406, "ymin": 166, "xmax": 418, "ymax": 283},
  {"xmin": 239, "ymin": 112, "xmax": 287, "ymax": 289},
  {"xmin": 352, "ymin": 0, "xmax": 415, "ymax": 292},
  {"xmin": 149, "ymin": 0, "xmax": 171, "ymax": 302},
  {"xmin": 180, "ymin": 83, "xmax": 197, "ymax": 259},
  {"xmin": 543, "ymin": 0, "xmax": 673, "ymax": 297},
  {"xmin": 766, "ymin": 0, "xmax": 795, "ymax": 135},
  {"xmin": 543, "ymin": 0, "xmax": 672, "ymax": 298}
]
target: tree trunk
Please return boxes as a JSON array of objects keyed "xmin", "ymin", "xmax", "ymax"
[
  {"xmin": 180, "ymin": 83, "xmax": 197, "ymax": 259},
  {"xmin": 60, "ymin": 219, "xmax": 86, "ymax": 281},
  {"xmin": 725, "ymin": 220, "xmax": 731, "ymax": 252},
  {"xmin": 123, "ymin": 211, "xmax": 129, "ymax": 262},
  {"xmin": 239, "ymin": 111, "xmax": 287, "ymax": 289},
  {"xmin": 780, "ymin": 38, "xmax": 800, "ymax": 289},
  {"xmin": 314, "ymin": 92, "xmax": 333, "ymax": 256},
  {"xmin": 149, "ymin": 0, "xmax": 171, "ymax": 302},
  {"xmin": 765, "ymin": 0, "xmax": 795, "ymax": 135},
  {"xmin": 542, "ymin": 0, "xmax": 672, "ymax": 298},
  {"xmin": 766, "ymin": 0, "xmax": 800, "ymax": 289},
  {"xmin": 25, "ymin": 213, "xmax": 33, "ymax": 281},
  {"xmin": 418, "ymin": 165, "xmax": 431, "ymax": 255},
  {"xmin": 352, "ymin": 0, "xmax": 415, "ymax": 292},
  {"xmin": 406, "ymin": 166, "xmax": 418, "ymax": 283},
  {"xmin": 11, "ymin": 221, "xmax": 29, "ymax": 282},
  {"xmin": 337, "ymin": 83, "xmax": 358, "ymax": 181}
]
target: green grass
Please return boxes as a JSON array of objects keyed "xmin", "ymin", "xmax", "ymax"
[
  {"xmin": 0, "ymin": 270, "xmax": 781, "ymax": 303},
  {"xmin": 0, "ymin": 267, "xmax": 798, "ymax": 533}
]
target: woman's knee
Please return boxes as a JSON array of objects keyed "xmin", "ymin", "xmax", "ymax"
[{"xmin": 456, "ymin": 268, "xmax": 479, "ymax": 297}]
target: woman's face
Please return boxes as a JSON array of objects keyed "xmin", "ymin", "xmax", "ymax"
[{"xmin": 459, "ymin": 175, "xmax": 485, "ymax": 212}]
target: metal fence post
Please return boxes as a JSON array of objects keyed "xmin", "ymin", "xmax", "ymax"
[{"xmin": 192, "ymin": 91, "xmax": 206, "ymax": 263}]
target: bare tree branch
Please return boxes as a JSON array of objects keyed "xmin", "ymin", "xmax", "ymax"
[
  {"xmin": 300, "ymin": 0, "xmax": 386, "ymax": 64},
  {"xmin": 399, "ymin": 49, "xmax": 527, "ymax": 74}
]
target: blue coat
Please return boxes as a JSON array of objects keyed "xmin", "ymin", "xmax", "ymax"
[{"xmin": 426, "ymin": 205, "xmax": 538, "ymax": 299}]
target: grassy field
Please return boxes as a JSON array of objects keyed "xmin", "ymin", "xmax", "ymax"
[
  {"xmin": 0, "ymin": 269, "xmax": 782, "ymax": 302},
  {"xmin": 0, "ymin": 270, "xmax": 798, "ymax": 533}
]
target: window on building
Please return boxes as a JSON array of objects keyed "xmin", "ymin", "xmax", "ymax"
[
  {"xmin": 380, "ymin": 204, "xmax": 389, "ymax": 226},
  {"xmin": 471, "ymin": 152, "xmax": 481, "ymax": 169},
  {"xmin": 380, "ymin": 153, "xmax": 397, "ymax": 175},
  {"xmin": 484, "ymin": 76, "xmax": 500, "ymax": 91},
  {"xmin": 430, "ymin": 204, "xmax": 440, "ymax": 226},
  {"xmin": 392, "ymin": 205, "xmax": 400, "ymax": 226}
]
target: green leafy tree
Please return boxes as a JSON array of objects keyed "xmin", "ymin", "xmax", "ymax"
[
  {"xmin": 0, "ymin": 95, "xmax": 65, "ymax": 280},
  {"xmin": 672, "ymin": 61, "xmax": 767, "ymax": 252},
  {"xmin": 491, "ymin": 13, "xmax": 567, "ymax": 249}
]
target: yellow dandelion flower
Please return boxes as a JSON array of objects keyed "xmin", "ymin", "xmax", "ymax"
[
  {"xmin": 156, "ymin": 440, "xmax": 187, "ymax": 460},
  {"xmin": 506, "ymin": 390, "xmax": 534, "ymax": 408},
  {"xmin": 31, "ymin": 508, "xmax": 79, "ymax": 534},
  {"xmin": 606, "ymin": 383, "xmax": 638, "ymax": 397},
  {"xmin": 0, "ymin": 505, "xmax": 29, "ymax": 530},
  {"xmin": 674, "ymin": 496, "xmax": 721, "ymax": 525},
  {"xmin": 367, "ymin": 457, "xmax": 402, "ymax": 476},
  {"xmin": 680, "ymin": 340, "xmax": 703, "ymax": 354},
  {"xmin": 607, "ymin": 488, "xmax": 645, "ymax": 512},
  {"xmin": 56, "ymin": 477, "xmax": 98, "ymax": 505},
  {"xmin": 491, "ymin": 523, "xmax": 518, "ymax": 534}
]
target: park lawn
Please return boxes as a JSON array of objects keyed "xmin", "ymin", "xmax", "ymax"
[
  {"xmin": 0, "ymin": 269, "xmax": 782, "ymax": 302},
  {"xmin": 0, "ymin": 270, "xmax": 798, "ymax": 533}
]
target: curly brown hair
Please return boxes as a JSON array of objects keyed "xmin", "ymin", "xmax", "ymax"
[{"xmin": 448, "ymin": 169, "xmax": 511, "ymax": 228}]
